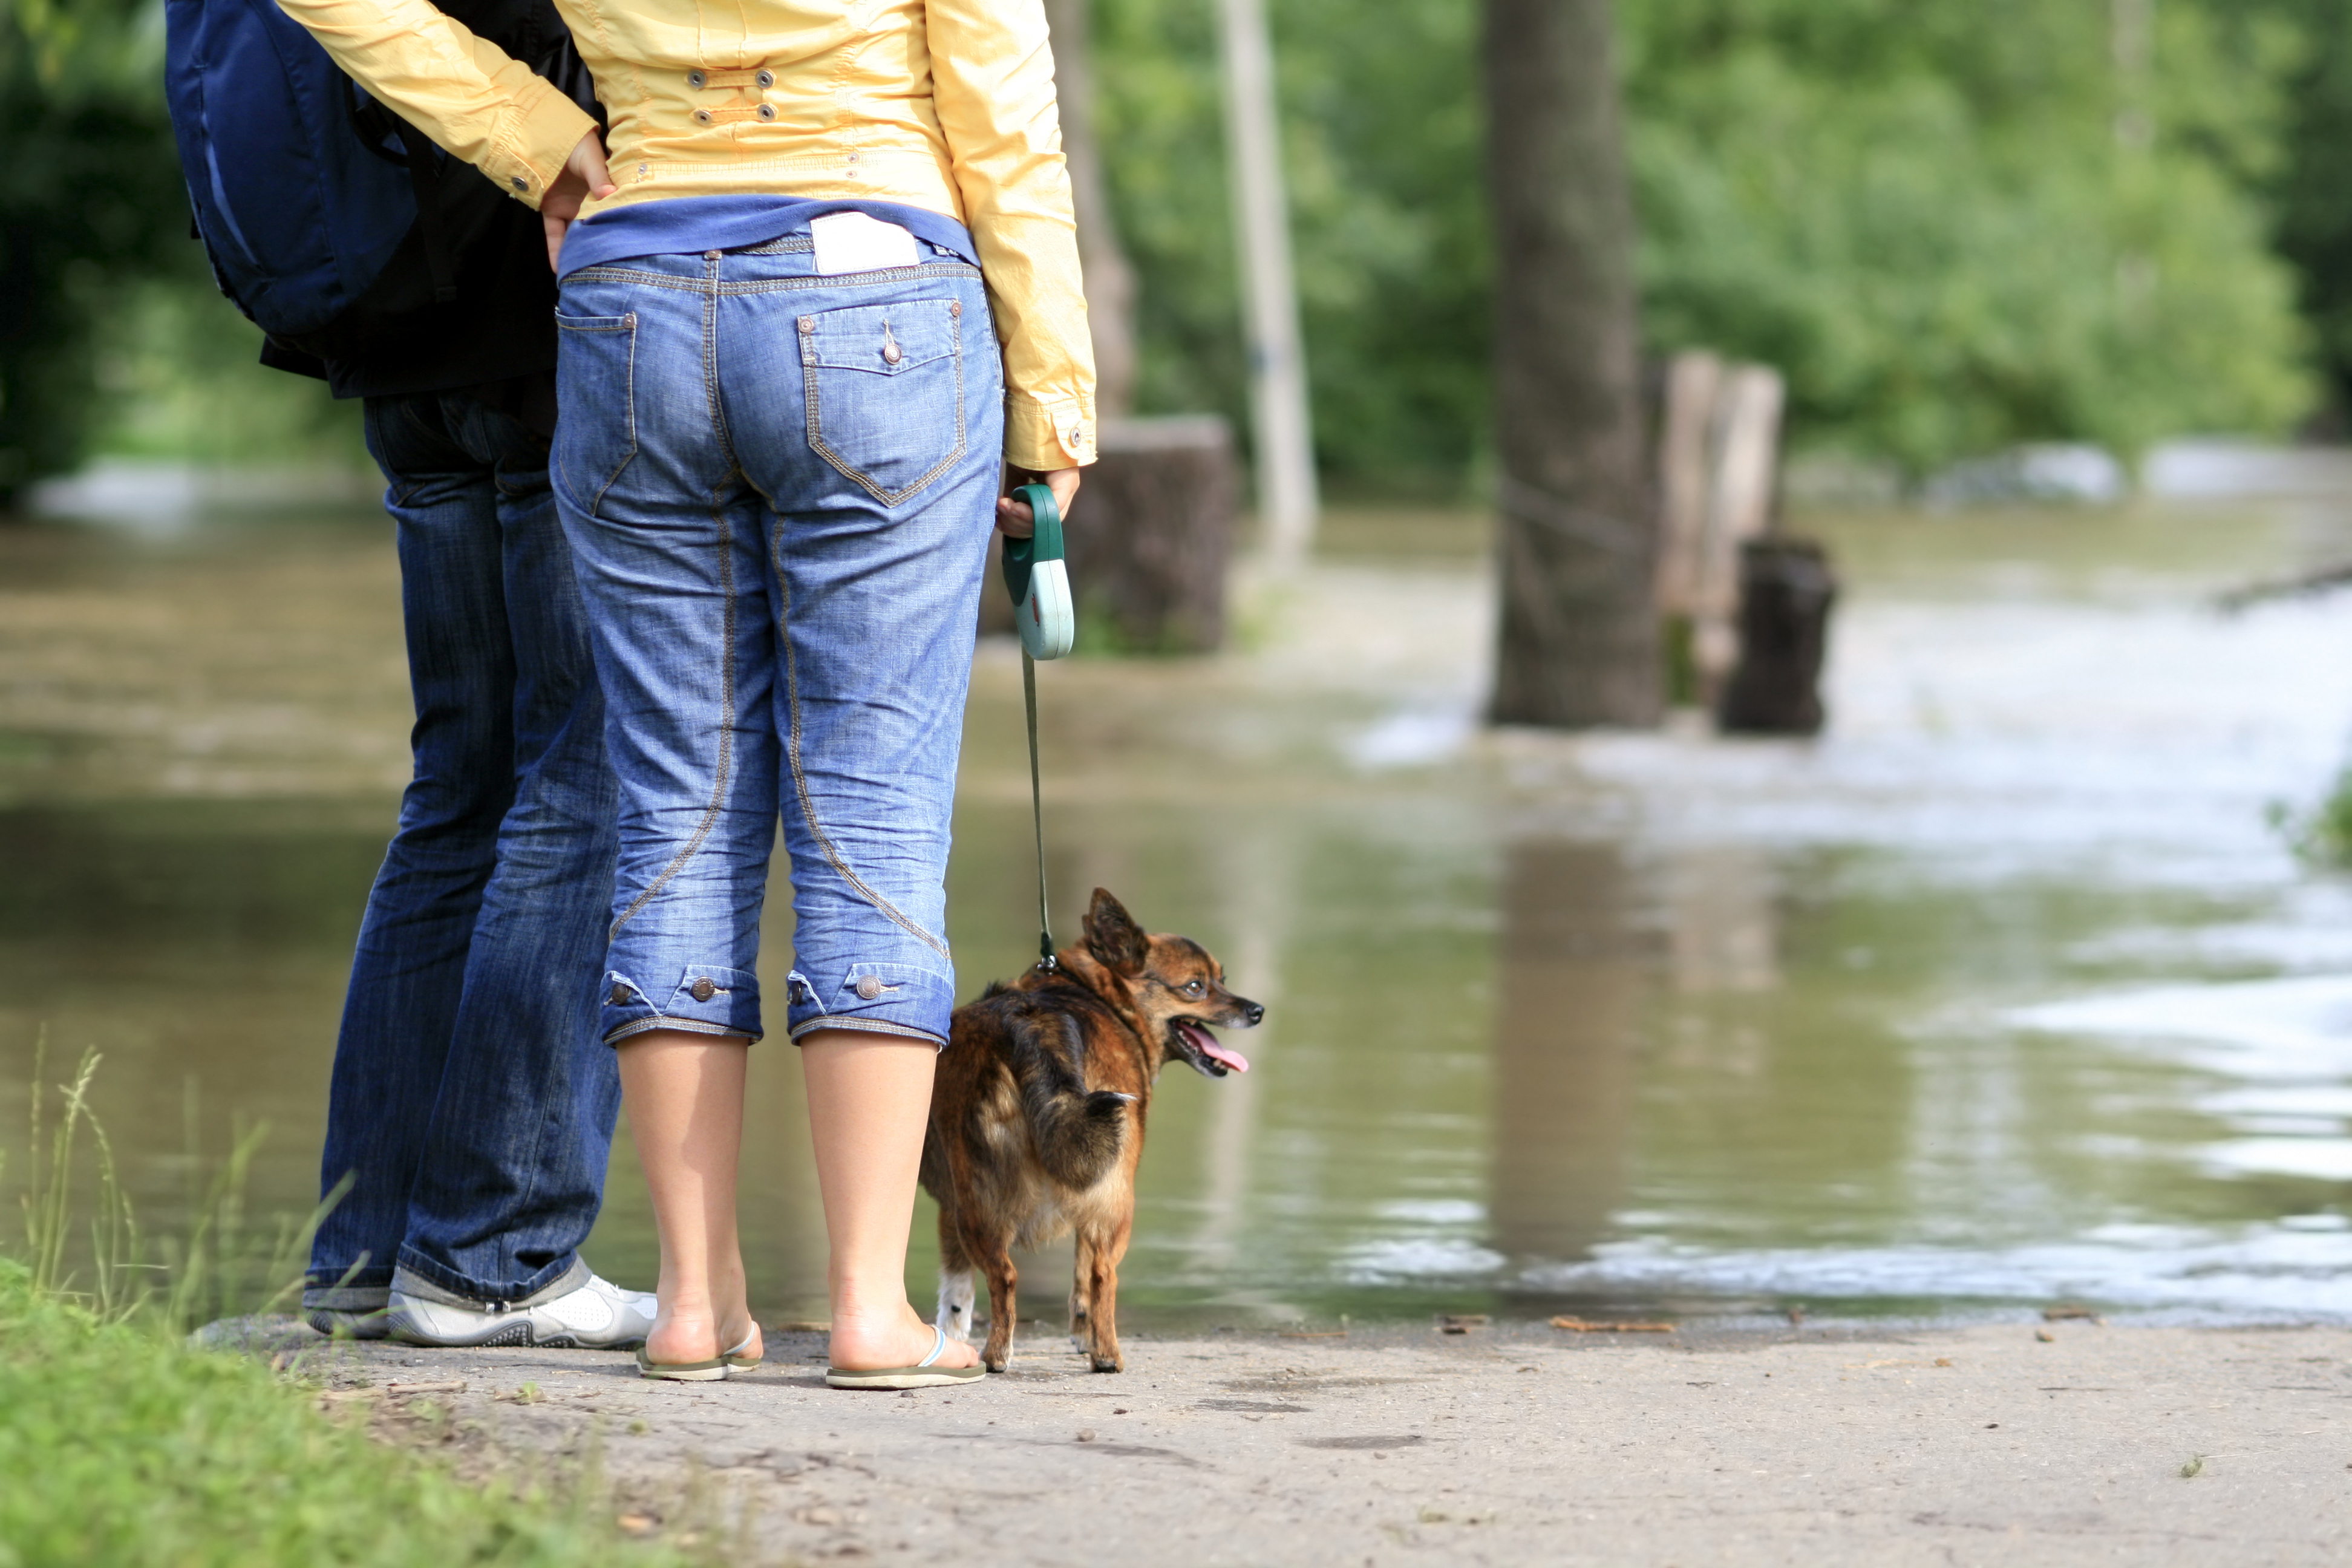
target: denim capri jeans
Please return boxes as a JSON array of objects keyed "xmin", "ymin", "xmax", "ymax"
[{"xmin": 550, "ymin": 233, "xmax": 1001, "ymax": 1048}]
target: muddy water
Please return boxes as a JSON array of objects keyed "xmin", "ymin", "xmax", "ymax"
[{"xmin": 7, "ymin": 489, "xmax": 2352, "ymax": 1325}]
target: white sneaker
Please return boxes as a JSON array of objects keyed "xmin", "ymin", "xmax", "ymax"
[
  {"xmin": 385, "ymin": 1263, "xmax": 657, "ymax": 1350},
  {"xmin": 305, "ymin": 1306, "xmax": 392, "ymax": 1340}
]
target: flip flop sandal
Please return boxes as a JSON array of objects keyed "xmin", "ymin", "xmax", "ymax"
[
  {"xmin": 722, "ymin": 1331, "xmax": 762, "ymax": 1373},
  {"xmin": 825, "ymin": 1325, "xmax": 985, "ymax": 1390},
  {"xmin": 635, "ymin": 1345, "xmax": 728, "ymax": 1382}
]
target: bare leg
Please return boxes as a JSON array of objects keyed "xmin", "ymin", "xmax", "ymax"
[
  {"xmin": 616, "ymin": 1030, "xmax": 762, "ymax": 1365},
  {"xmin": 800, "ymin": 1028, "xmax": 981, "ymax": 1371}
]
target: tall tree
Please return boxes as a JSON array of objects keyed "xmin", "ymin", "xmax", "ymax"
[
  {"xmin": 1045, "ymin": 0, "xmax": 1140, "ymax": 417},
  {"xmin": 0, "ymin": 0, "xmax": 187, "ymax": 506},
  {"xmin": 1483, "ymin": 0, "xmax": 1659, "ymax": 728}
]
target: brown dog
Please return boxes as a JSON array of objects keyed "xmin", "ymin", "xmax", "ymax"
[{"xmin": 921, "ymin": 888, "xmax": 1262, "ymax": 1373}]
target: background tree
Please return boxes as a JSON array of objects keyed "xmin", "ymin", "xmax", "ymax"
[
  {"xmin": 2255, "ymin": 0, "xmax": 2352, "ymax": 427},
  {"xmin": 1044, "ymin": 0, "xmax": 1140, "ymax": 417},
  {"xmin": 1086, "ymin": 0, "xmax": 2310, "ymax": 494},
  {"xmin": 0, "ymin": 0, "xmax": 190, "ymax": 505},
  {"xmin": 1482, "ymin": 0, "xmax": 1659, "ymax": 728}
]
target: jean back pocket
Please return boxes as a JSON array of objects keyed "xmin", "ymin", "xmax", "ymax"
[
  {"xmin": 554, "ymin": 310, "xmax": 638, "ymax": 515},
  {"xmin": 799, "ymin": 298, "xmax": 966, "ymax": 506}
]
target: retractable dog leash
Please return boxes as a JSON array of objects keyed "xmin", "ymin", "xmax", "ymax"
[{"xmin": 1001, "ymin": 482, "xmax": 1075, "ymax": 969}]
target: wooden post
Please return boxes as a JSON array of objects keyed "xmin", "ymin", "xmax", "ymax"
[
  {"xmin": 1689, "ymin": 365, "xmax": 1785, "ymax": 705},
  {"xmin": 1216, "ymin": 0, "xmax": 1319, "ymax": 564},
  {"xmin": 1717, "ymin": 538, "xmax": 1837, "ymax": 736},
  {"xmin": 1653, "ymin": 351, "xmax": 1723, "ymax": 624},
  {"xmin": 981, "ymin": 416, "xmax": 1240, "ymax": 653}
]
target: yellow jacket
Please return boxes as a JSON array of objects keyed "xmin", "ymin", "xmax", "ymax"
[{"xmin": 273, "ymin": 0, "xmax": 1096, "ymax": 470}]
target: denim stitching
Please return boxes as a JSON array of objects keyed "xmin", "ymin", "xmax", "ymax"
[
  {"xmin": 799, "ymin": 305, "xmax": 967, "ymax": 506},
  {"xmin": 788, "ymin": 1014, "xmax": 946, "ymax": 1046},
  {"xmin": 769, "ymin": 515, "xmax": 953, "ymax": 959},
  {"xmin": 606, "ymin": 480, "xmax": 737, "ymax": 941},
  {"xmin": 604, "ymin": 1014, "xmax": 759, "ymax": 1046},
  {"xmin": 555, "ymin": 313, "xmax": 638, "ymax": 515},
  {"xmin": 567, "ymin": 263, "xmax": 980, "ymax": 292},
  {"xmin": 607, "ymin": 267, "xmax": 742, "ymax": 939},
  {"xmin": 699, "ymin": 252, "xmax": 734, "ymax": 462}
]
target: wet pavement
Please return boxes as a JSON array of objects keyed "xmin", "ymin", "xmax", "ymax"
[
  {"xmin": 8, "ymin": 489, "xmax": 2352, "ymax": 1328},
  {"xmin": 251, "ymin": 1315, "xmax": 2352, "ymax": 1567}
]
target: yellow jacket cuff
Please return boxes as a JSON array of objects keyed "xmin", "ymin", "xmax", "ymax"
[
  {"xmin": 1005, "ymin": 398, "xmax": 1097, "ymax": 471},
  {"xmin": 482, "ymin": 77, "xmax": 597, "ymax": 210}
]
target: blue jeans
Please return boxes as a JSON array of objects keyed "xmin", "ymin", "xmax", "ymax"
[
  {"xmin": 554, "ymin": 235, "xmax": 1002, "ymax": 1048},
  {"xmin": 305, "ymin": 389, "xmax": 622, "ymax": 1310}
]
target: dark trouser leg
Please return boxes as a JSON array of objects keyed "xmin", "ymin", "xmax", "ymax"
[
  {"xmin": 307, "ymin": 391, "xmax": 619, "ymax": 1308},
  {"xmin": 394, "ymin": 393, "xmax": 621, "ymax": 1302}
]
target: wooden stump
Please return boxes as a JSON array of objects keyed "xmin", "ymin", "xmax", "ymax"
[
  {"xmin": 981, "ymin": 416, "xmax": 1238, "ymax": 653},
  {"xmin": 1717, "ymin": 537, "xmax": 1836, "ymax": 736}
]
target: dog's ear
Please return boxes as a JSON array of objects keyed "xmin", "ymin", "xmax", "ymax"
[{"xmin": 1083, "ymin": 888, "xmax": 1148, "ymax": 978}]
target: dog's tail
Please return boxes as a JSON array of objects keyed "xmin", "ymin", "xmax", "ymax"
[{"xmin": 1013, "ymin": 1011, "xmax": 1133, "ymax": 1190}]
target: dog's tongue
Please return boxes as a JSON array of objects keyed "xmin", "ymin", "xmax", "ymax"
[
  {"xmin": 1179, "ymin": 1022, "xmax": 1249, "ymax": 1074},
  {"xmin": 1201, "ymin": 1039, "xmax": 1250, "ymax": 1073}
]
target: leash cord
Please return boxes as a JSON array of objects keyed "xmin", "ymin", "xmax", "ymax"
[{"xmin": 1022, "ymin": 648, "xmax": 1057, "ymax": 970}]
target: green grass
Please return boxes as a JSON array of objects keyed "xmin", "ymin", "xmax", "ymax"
[
  {"xmin": 0, "ymin": 1261, "xmax": 697, "ymax": 1568},
  {"xmin": 0, "ymin": 1046, "xmax": 717, "ymax": 1568},
  {"xmin": 2271, "ymin": 763, "xmax": 2352, "ymax": 867}
]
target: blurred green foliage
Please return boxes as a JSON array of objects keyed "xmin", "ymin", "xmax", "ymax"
[
  {"xmin": 0, "ymin": 0, "xmax": 186, "ymax": 498},
  {"xmin": 1624, "ymin": 0, "xmax": 2311, "ymax": 475},
  {"xmin": 0, "ymin": 0, "xmax": 2338, "ymax": 495},
  {"xmin": 0, "ymin": 0, "xmax": 358, "ymax": 501},
  {"xmin": 2258, "ymin": 0, "xmax": 2352, "ymax": 425},
  {"xmin": 1097, "ymin": 0, "xmax": 2318, "ymax": 488}
]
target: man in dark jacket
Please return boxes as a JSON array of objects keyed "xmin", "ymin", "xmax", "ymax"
[{"xmin": 288, "ymin": 13, "xmax": 650, "ymax": 1348}]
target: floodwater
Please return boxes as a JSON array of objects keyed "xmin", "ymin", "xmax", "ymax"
[{"xmin": 7, "ymin": 480, "xmax": 2352, "ymax": 1327}]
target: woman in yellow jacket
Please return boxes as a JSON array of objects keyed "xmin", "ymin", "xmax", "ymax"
[{"xmin": 279, "ymin": 0, "xmax": 1097, "ymax": 1384}]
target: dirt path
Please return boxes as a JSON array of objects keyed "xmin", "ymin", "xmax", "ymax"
[{"xmin": 263, "ymin": 1317, "xmax": 2352, "ymax": 1565}]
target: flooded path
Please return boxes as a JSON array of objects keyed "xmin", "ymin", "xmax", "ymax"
[{"xmin": 7, "ymin": 489, "xmax": 2352, "ymax": 1325}]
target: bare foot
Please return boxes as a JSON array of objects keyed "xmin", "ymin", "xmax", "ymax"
[
  {"xmin": 828, "ymin": 1303, "xmax": 981, "ymax": 1371},
  {"xmin": 721, "ymin": 1316, "xmax": 764, "ymax": 1364},
  {"xmin": 645, "ymin": 1305, "xmax": 721, "ymax": 1366},
  {"xmin": 645, "ymin": 1297, "xmax": 759, "ymax": 1366}
]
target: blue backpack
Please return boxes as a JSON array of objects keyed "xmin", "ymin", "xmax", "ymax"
[{"xmin": 163, "ymin": 0, "xmax": 590, "ymax": 358}]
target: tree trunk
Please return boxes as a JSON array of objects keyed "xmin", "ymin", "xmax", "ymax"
[
  {"xmin": 1483, "ymin": 0, "xmax": 1661, "ymax": 728},
  {"xmin": 1044, "ymin": 0, "xmax": 1138, "ymax": 417}
]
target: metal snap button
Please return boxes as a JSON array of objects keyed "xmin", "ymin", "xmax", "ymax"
[
  {"xmin": 686, "ymin": 69, "xmax": 707, "ymax": 88},
  {"xmin": 756, "ymin": 69, "xmax": 775, "ymax": 88},
  {"xmin": 690, "ymin": 978, "xmax": 717, "ymax": 1003},
  {"xmin": 797, "ymin": 316, "xmax": 815, "ymax": 334},
  {"xmin": 608, "ymin": 984, "xmax": 630, "ymax": 1006},
  {"xmin": 949, "ymin": 301, "xmax": 962, "ymax": 318},
  {"xmin": 883, "ymin": 342, "xmax": 902, "ymax": 365},
  {"xmin": 510, "ymin": 175, "xmax": 528, "ymax": 191},
  {"xmin": 855, "ymin": 975, "xmax": 884, "ymax": 1001},
  {"xmin": 693, "ymin": 108, "xmax": 714, "ymax": 125},
  {"xmin": 757, "ymin": 103, "xmax": 777, "ymax": 121}
]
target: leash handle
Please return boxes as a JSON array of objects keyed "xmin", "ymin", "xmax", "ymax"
[{"xmin": 1002, "ymin": 483, "xmax": 1074, "ymax": 661}]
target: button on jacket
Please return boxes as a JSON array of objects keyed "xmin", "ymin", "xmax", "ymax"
[{"xmin": 273, "ymin": 0, "xmax": 1097, "ymax": 471}]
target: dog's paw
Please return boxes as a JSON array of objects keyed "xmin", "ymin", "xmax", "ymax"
[
  {"xmin": 936, "ymin": 1270, "xmax": 976, "ymax": 1341},
  {"xmin": 1089, "ymin": 1355, "xmax": 1124, "ymax": 1374}
]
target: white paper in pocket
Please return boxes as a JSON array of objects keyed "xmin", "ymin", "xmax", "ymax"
[{"xmin": 809, "ymin": 211, "xmax": 920, "ymax": 276}]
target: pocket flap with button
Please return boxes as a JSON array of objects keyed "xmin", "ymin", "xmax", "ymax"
[{"xmin": 803, "ymin": 301, "xmax": 956, "ymax": 375}]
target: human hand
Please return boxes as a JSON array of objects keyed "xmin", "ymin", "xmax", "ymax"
[
  {"xmin": 995, "ymin": 467, "xmax": 1081, "ymax": 538},
  {"xmin": 541, "ymin": 130, "xmax": 616, "ymax": 272}
]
